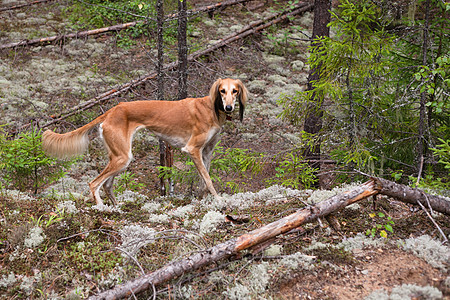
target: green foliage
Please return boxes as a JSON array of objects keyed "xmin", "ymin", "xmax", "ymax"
[
  {"xmin": 431, "ymin": 138, "xmax": 450, "ymax": 170},
  {"xmin": 114, "ymin": 171, "xmax": 146, "ymax": 194},
  {"xmin": 263, "ymin": 26, "xmax": 303, "ymax": 56},
  {"xmin": 267, "ymin": 151, "xmax": 318, "ymax": 189},
  {"xmin": 30, "ymin": 208, "xmax": 65, "ymax": 229},
  {"xmin": 64, "ymin": 0, "xmax": 180, "ymax": 48},
  {"xmin": 279, "ymin": 0, "xmax": 450, "ymax": 188},
  {"xmin": 366, "ymin": 212, "xmax": 394, "ymax": 239},
  {"xmin": 0, "ymin": 126, "xmax": 74, "ymax": 193},
  {"xmin": 64, "ymin": 240, "xmax": 122, "ymax": 273},
  {"xmin": 157, "ymin": 145, "xmax": 265, "ymax": 193}
]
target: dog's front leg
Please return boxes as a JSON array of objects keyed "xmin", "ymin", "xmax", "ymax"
[
  {"xmin": 183, "ymin": 146, "xmax": 219, "ymax": 198},
  {"xmin": 199, "ymin": 134, "xmax": 220, "ymax": 196}
]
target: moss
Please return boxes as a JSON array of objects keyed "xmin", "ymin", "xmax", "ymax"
[
  {"xmin": 199, "ymin": 211, "xmax": 224, "ymax": 235},
  {"xmin": 365, "ymin": 284, "xmax": 443, "ymax": 300},
  {"xmin": 400, "ymin": 235, "xmax": 450, "ymax": 272},
  {"xmin": 338, "ymin": 233, "xmax": 387, "ymax": 252},
  {"xmin": 118, "ymin": 225, "xmax": 156, "ymax": 259}
]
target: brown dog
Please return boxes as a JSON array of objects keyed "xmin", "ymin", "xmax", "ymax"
[{"xmin": 42, "ymin": 78, "xmax": 248, "ymax": 205}]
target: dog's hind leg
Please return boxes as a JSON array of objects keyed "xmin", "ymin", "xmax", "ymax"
[
  {"xmin": 89, "ymin": 155, "xmax": 130, "ymax": 205},
  {"xmin": 90, "ymin": 124, "xmax": 133, "ymax": 205},
  {"xmin": 103, "ymin": 177, "xmax": 117, "ymax": 205}
]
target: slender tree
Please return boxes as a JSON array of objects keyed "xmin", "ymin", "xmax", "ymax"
[
  {"xmin": 303, "ymin": 0, "xmax": 331, "ymax": 186},
  {"xmin": 177, "ymin": 0, "xmax": 188, "ymax": 100},
  {"xmin": 417, "ymin": 0, "xmax": 430, "ymax": 180},
  {"xmin": 156, "ymin": 0, "xmax": 172, "ymax": 196}
]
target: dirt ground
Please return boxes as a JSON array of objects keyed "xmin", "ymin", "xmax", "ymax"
[{"xmin": 280, "ymin": 249, "xmax": 448, "ymax": 299}]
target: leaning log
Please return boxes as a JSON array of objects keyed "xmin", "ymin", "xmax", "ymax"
[
  {"xmin": 0, "ymin": 0, "xmax": 251, "ymax": 50},
  {"xmin": 373, "ymin": 177, "xmax": 450, "ymax": 216},
  {"xmin": 88, "ymin": 180, "xmax": 377, "ymax": 300},
  {"xmin": 39, "ymin": 2, "xmax": 313, "ymax": 129}
]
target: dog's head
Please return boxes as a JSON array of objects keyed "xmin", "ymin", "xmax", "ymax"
[{"xmin": 210, "ymin": 78, "xmax": 248, "ymax": 122}]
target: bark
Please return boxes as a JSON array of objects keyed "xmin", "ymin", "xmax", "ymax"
[
  {"xmin": 177, "ymin": 0, "xmax": 188, "ymax": 101},
  {"xmin": 156, "ymin": 0, "xmax": 168, "ymax": 196},
  {"xmin": 37, "ymin": 2, "xmax": 313, "ymax": 130},
  {"xmin": 0, "ymin": 0, "xmax": 251, "ymax": 50},
  {"xmin": 373, "ymin": 177, "xmax": 450, "ymax": 216},
  {"xmin": 417, "ymin": 0, "xmax": 430, "ymax": 175},
  {"xmin": 88, "ymin": 180, "xmax": 378, "ymax": 300},
  {"xmin": 303, "ymin": 0, "xmax": 331, "ymax": 186}
]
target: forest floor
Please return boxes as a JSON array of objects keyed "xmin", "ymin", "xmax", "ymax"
[{"xmin": 0, "ymin": 0, "xmax": 449, "ymax": 299}]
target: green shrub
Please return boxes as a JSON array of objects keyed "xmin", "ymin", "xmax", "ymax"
[
  {"xmin": 0, "ymin": 126, "xmax": 74, "ymax": 193},
  {"xmin": 267, "ymin": 151, "xmax": 318, "ymax": 189}
]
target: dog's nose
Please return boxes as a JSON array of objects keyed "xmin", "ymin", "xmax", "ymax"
[{"xmin": 225, "ymin": 105, "xmax": 233, "ymax": 112}]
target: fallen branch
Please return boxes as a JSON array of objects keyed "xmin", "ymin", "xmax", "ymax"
[
  {"xmin": 88, "ymin": 180, "xmax": 377, "ymax": 299},
  {"xmin": 0, "ymin": 0, "xmax": 251, "ymax": 50},
  {"xmin": 39, "ymin": 2, "xmax": 313, "ymax": 129},
  {"xmin": 373, "ymin": 177, "xmax": 450, "ymax": 216},
  {"xmin": 0, "ymin": 0, "xmax": 54, "ymax": 12}
]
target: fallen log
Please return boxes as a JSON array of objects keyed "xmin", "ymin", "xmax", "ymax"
[
  {"xmin": 87, "ymin": 180, "xmax": 377, "ymax": 299},
  {"xmin": 0, "ymin": 0, "xmax": 251, "ymax": 50},
  {"xmin": 373, "ymin": 177, "xmax": 450, "ymax": 216},
  {"xmin": 39, "ymin": 2, "xmax": 313, "ymax": 129},
  {"xmin": 0, "ymin": 0, "xmax": 54, "ymax": 12}
]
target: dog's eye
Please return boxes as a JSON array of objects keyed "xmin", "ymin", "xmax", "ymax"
[
  {"xmin": 220, "ymin": 89, "xmax": 225, "ymax": 94},
  {"xmin": 232, "ymin": 89, "xmax": 238, "ymax": 94}
]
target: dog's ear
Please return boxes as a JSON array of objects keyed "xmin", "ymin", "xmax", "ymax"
[
  {"xmin": 210, "ymin": 78, "xmax": 223, "ymax": 119},
  {"xmin": 210, "ymin": 78, "xmax": 222, "ymax": 103},
  {"xmin": 237, "ymin": 79, "xmax": 248, "ymax": 122}
]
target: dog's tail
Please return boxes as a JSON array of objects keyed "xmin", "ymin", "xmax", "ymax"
[{"xmin": 42, "ymin": 114, "xmax": 107, "ymax": 159}]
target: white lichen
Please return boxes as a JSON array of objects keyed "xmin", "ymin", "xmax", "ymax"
[
  {"xmin": 57, "ymin": 200, "xmax": 79, "ymax": 214},
  {"xmin": 148, "ymin": 213, "xmax": 170, "ymax": 224},
  {"xmin": 142, "ymin": 201, "xmax": 162, "ymax": 213},
  {"xmin": 338, "ymin": 233, "xmax": 387, "ymax": 252},
  {"xmin": 116, "ymin": 190, "xmax": 148, "ymax": 203},
  {"xmin": 118, "ymin": 225, "xmax": 156, "ymax": 259},
  {"xmin": 400, "ymin": 235, "xmax": 450, "ymax": 271},
  {"xmin": 23, "ymin": 226, "xmax": 46, "ymax": 248},
  {"xmin": 0, "ymin": 272, "xmax": 17, "ymax": 288},
  {"xmin": 264, "ymin": 244, "xmax": 283, "ymax": 256},
  {"xmin": 199, "ymin": 211, "xmax": 225, "ymax": 235},
  {"xmin": 365, "ymin": 284, "xmax": 443, "ymax": 300},
  {"xmin": 170, "ymin": 204, "xmax": 194, "ymax": 219}
]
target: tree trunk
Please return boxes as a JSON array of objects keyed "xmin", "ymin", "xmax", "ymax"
[
  {"xmin": 156, "ymin": 0, "xmax": 169, "ymax": 196},
  {"xmin": 373, "ymin": 177, "xmax": 450, "ymax": 216},
  {"xmin": 303, "ymin": 0, "xmax": 331, "ymax": 187},
  {"xmin": 177, "ymin": 0, "xmax": 188, "ymax": 101},
  {"xmin": 417, "ymin": 0, "xmax": 430, "ymax": 178}
]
